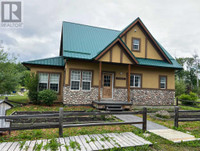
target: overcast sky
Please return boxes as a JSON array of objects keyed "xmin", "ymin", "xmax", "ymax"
[{"xmin": 1, "ymin": 0, "xmax": 200, "ymax": 62}]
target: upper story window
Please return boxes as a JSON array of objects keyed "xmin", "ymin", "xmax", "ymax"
[
  {"xmin": 38, "ymin": 73, "xmax": 60, "ymax": 93},
  {"xmin": 160, "ymin": 76, "xmax": 167, "ymax": 89},
  {"xmin": 70, "ymin": 70, "xmax": 92, "ymax": 91},
  {"xmin": 130, "ymin": 74, "xmax": 141, "ymax": 88},
  {"xmin": 132, "ymin": 38, "xmax": 140, "ymax": 51}
]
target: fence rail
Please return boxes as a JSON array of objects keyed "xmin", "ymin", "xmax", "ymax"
[
  {"xmin": 174, "ymin": 106, "xmax": 200, "ymax": 127},
  {"xmin": 0, "ymin": 108, "xmax": 147, "ymax": 136}
]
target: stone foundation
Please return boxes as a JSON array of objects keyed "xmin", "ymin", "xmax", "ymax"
[
  {"xmin": 63, "ymin": 86, "xmax": 175, "ymax": 105},
  {"xmin": 131, "ymin": 89, "xmax": 175, "ymax": 105}
]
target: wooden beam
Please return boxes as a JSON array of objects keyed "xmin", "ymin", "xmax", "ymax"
[
  {"xmin": 98, "ymin": 62, "xmax": 102, "ymax": 101},
  {"xmin": 127, "ymin": 64, "xmax": 131, "ymax": 102}
]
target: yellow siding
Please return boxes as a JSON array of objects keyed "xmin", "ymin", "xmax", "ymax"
[
  {"xmin": 122, "ymin": 52, "xmax": 132, "ymax": 64},
  {"xmin": 65, "ymin": 61, "xmax": 175, "ymax": 90},
  {"xmin": 98, "ymin": 43, "xmax": 132, "ymax": 64},
  {"xmin": 147, "ymin": 40, "xmax": 163, "ymax": 60},
  {"xmin": 30, "ymin": 67, "xmax": 64, "ymax": 102},
  {"xmin": 99, "ymin": 51, "xmax": 110, "ymax": 62},
  {"xmin": 112, "ymin": 45, "xmax": 121, "ymax": 63},
  {"xmin": 123, "ymin": 24, "xmax": 163, "ymax": 60}
]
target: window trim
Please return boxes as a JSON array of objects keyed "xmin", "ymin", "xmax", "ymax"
[
  {"xmin": 82, "ymin": 71, "xmax": 92, "ymax": 91},
  {"xmin": 129, "ymin": 73, "xmax": 142, "ymax": 88},
  {"xmin": 37, "ymin": 71, "xmax": 62, "ymax": 94},
  {"xmin": 132, "ymin": 37, "xmax": 141, "ymax": 52},
  {"xmin": 159, "ymin": 75, "xmax": 167, "ymax": 89},
  {"xmin": 69, "ymin": 69, "xmax": 93, "ymax": 91},
  {"xmin": 70, "ymin": 70, "xmax": 81, "ymax": 91}
]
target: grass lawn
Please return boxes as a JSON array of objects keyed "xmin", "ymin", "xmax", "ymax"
[
  {"xmin": 0, "ymin": 104, "xmax": 199, "ymax": 150},
  {"xmin": 0, "ymin": 92, "xmax": 29, "ymax": 105}
]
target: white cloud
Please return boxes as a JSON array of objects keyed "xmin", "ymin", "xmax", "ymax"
[{"xmin": 1, "ymin": 0, "xmax": 200, "ymax": 62}]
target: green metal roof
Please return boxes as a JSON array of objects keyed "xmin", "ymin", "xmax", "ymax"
[
  {"xmin": 23, "ymin": 18, "xmax": 182, "ymax": 69},
  {"xmin": 22, "ymin": 56, "xmax": 65, "ymax": 67},
  {"xmin": 62, "ymin": 21, "xmax": 120, "ymax": 59},
  {"xmin": 61, "ymin": 19, "xmax": 182, "ymax": 69},
  {"xmin": 137, "ymin": 58, "xmax": 182, "ymax": 69}
]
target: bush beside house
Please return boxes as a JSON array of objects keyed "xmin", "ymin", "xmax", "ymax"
[{"xmin": 38, "ymin": 89, "xmax": 57, "ymax": 106}]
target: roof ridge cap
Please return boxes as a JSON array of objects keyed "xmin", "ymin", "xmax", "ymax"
[{"xmin": 22, "ymin": 56, "xmax": 63, "ymax": 63}]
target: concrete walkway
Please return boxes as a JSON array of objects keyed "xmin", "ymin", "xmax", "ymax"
[{"xmin": 115, "ymin": 114, "xmax": 200, "ymax": 143}]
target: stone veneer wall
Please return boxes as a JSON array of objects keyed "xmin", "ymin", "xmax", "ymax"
[
  {"xmin": 63, "ymin": 86, "xmax": 175, "ymax": 105},
  {"xmin": 131, "ymin": 89, "xmax": 175, "ymax": 105}
]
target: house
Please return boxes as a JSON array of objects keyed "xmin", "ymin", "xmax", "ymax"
[{"xmin": 23, "ymin": 17, "xmax": 182, "ymax": 109}]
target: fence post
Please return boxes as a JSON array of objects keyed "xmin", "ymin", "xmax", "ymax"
[
  {"xmin": 176, "ymin": 98, "xmax": 178, "ymax": 106},
  {"xmin": 174, "ymin": 106, "xmax": 179, "ymax": 128},
  {"xmin": 59, "ymin": 107, "xmax": 63, "ymax": 137},
  {"xmin": 142, "ymin": 107, "xmax": 147, "ymax": 132}
]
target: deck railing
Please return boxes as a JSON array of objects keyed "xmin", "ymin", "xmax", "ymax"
[{"xmin": 0, "ymin": 108, "xmax": 147, "ymax": 137}]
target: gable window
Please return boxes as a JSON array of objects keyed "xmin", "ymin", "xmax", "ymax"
[
  {"xmin": 70, "ymin": 70, "xmax": 92, "ymax": 91},
  {"xmin": 160, "ymin": 76, "xmax": 167, "ymax": 89},
  {"xmin": 38, "ymin": 73, "xmax": 60, "ymax": 93},
  {"xmin": 132, "ymin": 38, "xmax": 140, "ymax": 51},
  {"xmin": 130, "ymin": 74, "xmax": 141, "ymax": 88}
]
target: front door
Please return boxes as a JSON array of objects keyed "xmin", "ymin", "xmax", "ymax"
[{"xmin": 102, "ymin": 73, "xmax": 113, "ymax": 98}]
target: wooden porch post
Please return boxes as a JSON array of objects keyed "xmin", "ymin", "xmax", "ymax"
[
  {"xmin": 98, "ymin": 61, "xmax": 102, "ymax": 101},
  {"xmin": 127, "ymin": 64, "xmax": 131, "ymax": 102}
]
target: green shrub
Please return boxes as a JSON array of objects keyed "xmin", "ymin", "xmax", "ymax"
[
  {"xmin": 175, "ymin": 79, "xmax": 186, "ymax": 97},
  {"xmin": 38, "ymin": 89, "xmax": 57, "ymax": 106},
  {"xmin": 25, "ymin": 73, "xmax": 40, "ymax": 104},
  {"xmin": 179, "ymin": 92, "xmax": 198, "ymax": 105}
]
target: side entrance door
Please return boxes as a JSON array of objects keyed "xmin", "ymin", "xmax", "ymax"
[{"xmin": 102, "ymin": 73, "xmax": 113, "ymax": 98}]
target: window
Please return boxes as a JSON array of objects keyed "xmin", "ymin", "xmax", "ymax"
[
  {"xmin": 160, "ymin": 76, "xmax": 167, "ymax": 89},
  {"xmin": 71, "ymin": 70, "xmax": 81, "ymax": 90},
  {"xmin": 38, "ymin": 73, "xmax": 60, "ymax": 93},
  {"xmin": 70, "ymin": 70, "xmax": 92, "ymax": 91},
  {"xmin": 39, "ymin": 73, "xmax": 48, "ymax": 91},
  {"xmin": 50, "ymin": 74, "xmax": 60, "ymax": 92},
  {"xmin": 132, "ymin": 38, "xmax": 140, "ymax": 51},
  {"xmin": 130, "ymin": 74, "xmax": 141, "ymax": 88},
  {"xmin": 82, "ymin": 71, "xmax": 92, "ymax": 90}
]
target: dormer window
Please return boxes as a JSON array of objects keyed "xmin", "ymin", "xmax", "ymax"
[{"xmin": 132, "ymin": 38, "xmax": 140, "ymax": 51}]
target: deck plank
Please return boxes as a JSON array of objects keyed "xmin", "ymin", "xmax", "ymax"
[
  {"xmin": 64, "ymin": 137, "xmax": 73, "ymax": 151},
  {"xmin": 126, "ymin": 132, "xmax": 152, "ymax": 145},
  {"xmin": 92, "ymin": 134, "xmax": 110, "ymax": 149},
  {"xmin": 2, "ymin": 142, "xmax": 13, "ymax": 151},
  {"xmin": 59, "ymin": 137, "xmax": 66, "ymax": 151},
  {"xmin": 74, "ymin": 136, "xmax": 87, "ymax": 151},
  {"xmin": 107, "ymin": 133, "xmax": 127, "ymax": 147},
  {"xmin": 121, "ymin": 132, "xmax": 141, "ymax": 146},
  {"xmin": 8, "ymin": 142, "xmax": 19, "ymax": 151},
  {"xmin": 0, "ymin": 142, "xmax": 7, "ymax": 150},
  {"xmin": 21, "ymin": 141, "xmax": 31, "ymax": 151},
  {"xmin": 102, "ymin": 133, "xmax": 121, "ymax": 148},
  {"xmin": 40, "ymin": 139, "xmax": 48, "ymax": 151},
  {"xmin": 82, "ymin": 135, "xmax": 98, "ymax": 151},
  {"xmin": 96, "ymin": 134, "xmax": 114, "ymax": 148},
  {"xmin": 27, "ymin": 140, "xmax": 36, "ymax": 151},
  {"xmin": 123, "ymin": 132, "xmax": 145, "ymax": 145},
  {"xmin": 89, "ymin": 135, "xmax": 104, "ymax": 150},
  {"xmin": 78, "ymin": 135, "xmax": 93, "ymax": 151}
]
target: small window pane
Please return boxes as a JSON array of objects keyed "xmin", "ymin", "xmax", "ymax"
[
  {"xmin": 50, "ymin": 84, "xmax": 59, "ymax": 92},
  {"xmin": 133, "ymin": 39, "xmax": 139, "ymax": 44},
  {"xmin": 39, "ymin": 83, "xmax": 48, "ymax": 91},
  {"xmin": 82, "ymin": 71, "xmax": 92, "ymax": 81},
  {"xmin": 82, "ymin": 82, "xmax": 91, "ymax": 90},
  {"xmin": 133, "ymin": 39, "xmax": 140, "ymax": 50},
  {"xmin": 104, "ymin": 75, "xmax": 111, "ymax": 86},
  {"xmin": 71, "ymin": 81, "xmax": 80, "ymax": 90}
]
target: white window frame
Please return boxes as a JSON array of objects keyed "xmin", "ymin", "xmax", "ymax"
[
  {"xmin": 38, "ymin": 72, "xmax": 60, "ymax": 93},
  {"xmin": 70, "ymin": 70, "xmax": 81, "ymax": 91},
  {"xmin": 160, "ymin": 76, "xmax": 167, "ymax": 89},
  {"xmin": 49, "ymin": 74, "xmax": 60, "ymax": 93},
  {"xmin": 130, "ymin": 74, "xmax": 141, "ymax": 88},
  {"xmin": 38, "ymin": 73, "xmax": 49, "ymax": 91},
  {"xmin": 132, "ymin": 38, "xmax": 140, "ymax": 51},
  {"xmin": 82, "ymin": 71, "xmax": 92, "ymax": 91}
]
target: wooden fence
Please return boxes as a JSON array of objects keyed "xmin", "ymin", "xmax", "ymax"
[
  {"xmin": 174, "ymin": 106, "xmax": 200, "ymax": 127},
  {"xmin": 0, "ymin": 108, "xmax": 147, "ymax": 137}
]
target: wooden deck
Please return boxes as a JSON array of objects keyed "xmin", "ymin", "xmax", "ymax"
[{"xmin": 0, "ymin": 132, "xmax": 152, "ymax": 151}]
